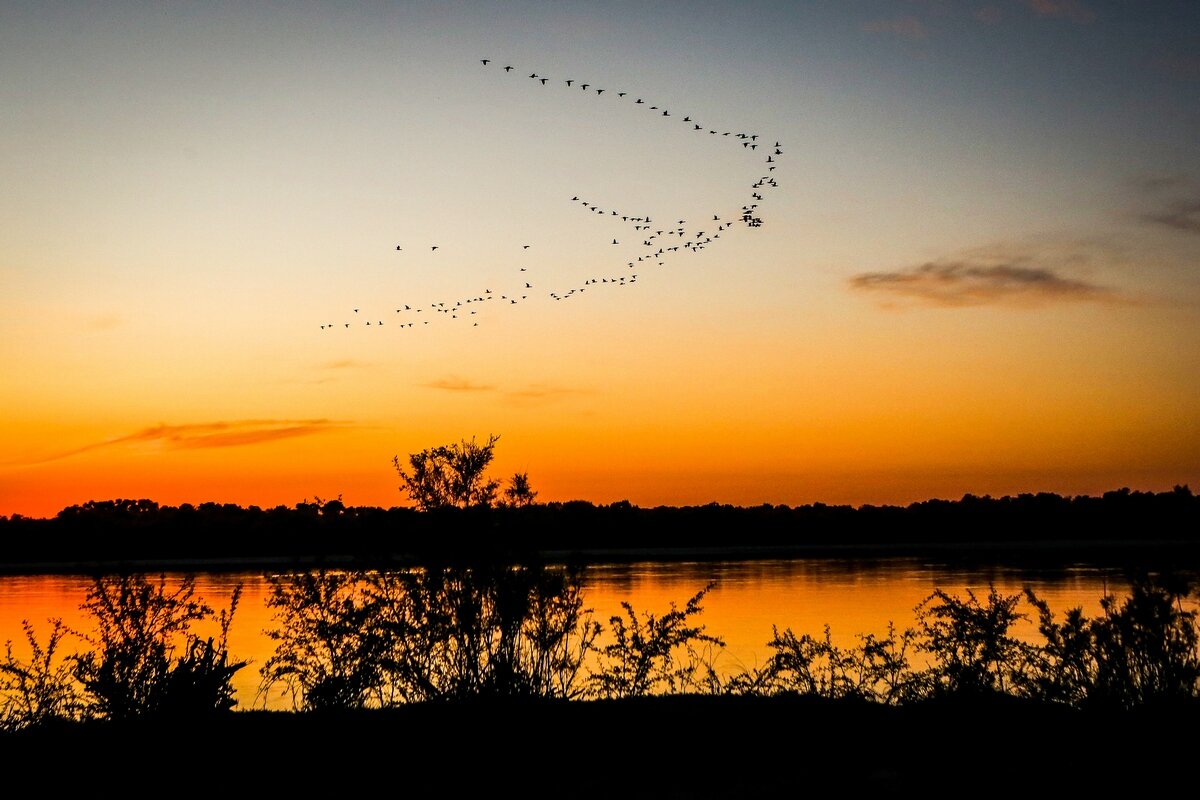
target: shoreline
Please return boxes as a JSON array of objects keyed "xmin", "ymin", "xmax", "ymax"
[{"xmin": 3, "ymin": 537, "xmax": 1199, "ymax": 576}]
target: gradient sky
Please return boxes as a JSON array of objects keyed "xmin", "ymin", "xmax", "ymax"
[{"xmin": 2, "ymin": 0, "xmax": 1198, "ymax": 518}]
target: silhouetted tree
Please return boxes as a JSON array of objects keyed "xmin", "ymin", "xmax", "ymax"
[
  {"xmin": 502, "ymin": 471, "xmax": 538, "ymax": 508},
  {"xmin": 392, "ymin": 434, "xmax": 502, "ymax": 510}
]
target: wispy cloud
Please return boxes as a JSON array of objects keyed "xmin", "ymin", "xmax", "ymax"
[
  {"xmin": 1023, "ymin": 0, "xmax": 1095, "ymax": 24},
  {"xmin": 9, "ymin": 419, "xmax": 352, "ymax": 467},
  {"xmin": 1133, "ymin": 174, "xmax": 1200, "ymax": 235},
  {"xmin": 1130, "ymin": 173, "xmax": 1190, "ymax": 193},
  {"xmin": 849, "ymin": 255, "xmax": 1130, "ymax": 308},
  {"xmin": 862, "ymin": 16, "xmax": 927, "ymax": 40},
  {"xmin": 422, "ymin": 376, "xmax": 497, "ymax": 393},
  {"xmin": 292, "ymin": 359, "xmax": 371, "ymax": 385},
  {"xmin": 505, "ymin": 383, "xmax": 587, "ymax": 402},
  {"xmin": 1142, "ymin": 199, "xmax": 1200, "ymax": 235},
  {"xmin": 419, "ymin": 376, "xmax": 586, "ymax": 404},
  {"xmin": 319, "ymin": 359, "xmax": 368, "ymax": 370}
]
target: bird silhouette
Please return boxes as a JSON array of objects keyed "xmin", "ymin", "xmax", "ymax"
[{"xmin": 321, "ymin": 57, "xmax": 783, "ymax": 335}]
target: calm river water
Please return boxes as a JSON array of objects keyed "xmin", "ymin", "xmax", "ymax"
[{"xmin": 1, "ymin": 557, "xmax": 1189, "ymax": 710}]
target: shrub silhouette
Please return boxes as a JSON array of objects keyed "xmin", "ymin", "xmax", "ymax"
[
  {"xmin": 1024, "ymin": 572, "xmax": 1200, "ymax": 710},
  {"xmin": 737, "ymin": 621, "xmax": 917, "ymax": 703},
  {"xmin": 70, "ymin": 574, "xmax": 245, "ymax": 719},
  {"xmin": 258, "ymin": 563, "xmax": 600, "ymax": 708},
  {"xmin": 257, "ymin": 570, "xmax": 388, "ymax": 710},
  {"xmin": 586, "ymin": 583, "xmax": 725, "ymax": 699},
  {"xmin": 910, "ymin": 586, "xmax": 1034, "ymax": 699},
  {"xmin": 0, "ymin": 619, "xmax": 85, "ymax": 731}
]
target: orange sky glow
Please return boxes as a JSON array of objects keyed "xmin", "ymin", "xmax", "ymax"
[{"xmin": 2, "ymin": 2, "xmax": 1198, "ymax": 519}]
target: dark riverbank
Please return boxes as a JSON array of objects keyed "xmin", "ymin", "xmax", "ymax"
[
  {"xmin": 2, "ymin": 694, "xmax": 1194, "ymax": 793},
  {"xmin": 2, "ymin": 487, "xmax": 1198, "ymax": 574}
]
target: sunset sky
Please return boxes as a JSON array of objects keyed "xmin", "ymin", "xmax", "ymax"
[{"xmin": 2, "ymin": 1, "xmax": 1198, "ymax": 518}]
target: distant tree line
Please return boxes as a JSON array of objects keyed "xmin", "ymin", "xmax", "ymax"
[
  {"xmin": 0, "ymin": 485, "xmax": 1197, "ymax": 571},
  {"xmin": 4, "ymin": 568, "xmax": 1200, "ymax": 733}
]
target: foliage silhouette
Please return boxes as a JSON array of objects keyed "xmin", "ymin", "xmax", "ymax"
[
  {"xmin": 909, "ymin": 586, "xmax": 1034, "ymax": 698},
  {"xmin": 392, "ymin": 434, "xmax": 503, "ymax": 510},
  {"xmin": 257, "ymin": 570, "xmax": 385, "ymax": 710},
  {"xmin": 0, "ymin": 619, "xmax": 84, "ymax": 731},
  {"xmin": 70, "ymin": 574, "xmax": 245, "ymax": 719},
  {"xmin": 502, "ymin": 471, "xmax": 538, "ymax": 508},
  {"xmin": 6, "ymin": 567, "xmax": 1200, "ymax": 737},
  {"xmin": 1, "ymin": 575, "xmax": 246, "ymax": 729},
  {"xmin": 732, "ymin": 621, "xmax": 918, "ymax": 703},
  {"xmin": 258, "ymin": 563, "xmax": 600, "ymax": 709},
  {"xmin": 1024, "ymin": 573, "xmax": 1200, "ymax": 709},
  {"xmin": 586, "ymin": 583, "xmax": 725, "ymax": 699}
]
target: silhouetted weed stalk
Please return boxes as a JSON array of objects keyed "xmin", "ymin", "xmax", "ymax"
[
  {"xmin": 1, "ymin": 573, "xmax": 245, "ymax": 731},
  {"xmin": 4, "ymin": 569, "xmax": 1200, "ymax": 730}
]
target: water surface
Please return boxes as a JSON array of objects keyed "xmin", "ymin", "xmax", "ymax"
[{"xmin": 0, "ymin": 558, "xmax": 1183, "ymax": 710}]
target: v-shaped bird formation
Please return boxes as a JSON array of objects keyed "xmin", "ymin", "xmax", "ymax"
[{"xmin": 318, "ymin": 59, "xmax": 782, "ymax": 333}]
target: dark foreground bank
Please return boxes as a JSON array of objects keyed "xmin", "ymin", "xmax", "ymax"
[{"xmin": 2, "ymin": 695, "xmax": 1195, "ymax": 794}]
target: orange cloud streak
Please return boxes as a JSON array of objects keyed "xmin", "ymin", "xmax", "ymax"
[{"xmin": 8, "ymin": 419, "xmax": 353, "ymax": 467}]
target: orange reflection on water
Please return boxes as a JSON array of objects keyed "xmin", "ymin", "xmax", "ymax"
[{"xmin": 0, "ymin": 561, "xmax": 1161, "ymax": 711}]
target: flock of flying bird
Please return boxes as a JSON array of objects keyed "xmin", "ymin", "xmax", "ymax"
[{"xmin": 318, "ymin": 59, "xmax": 782, "ymax": 333}]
